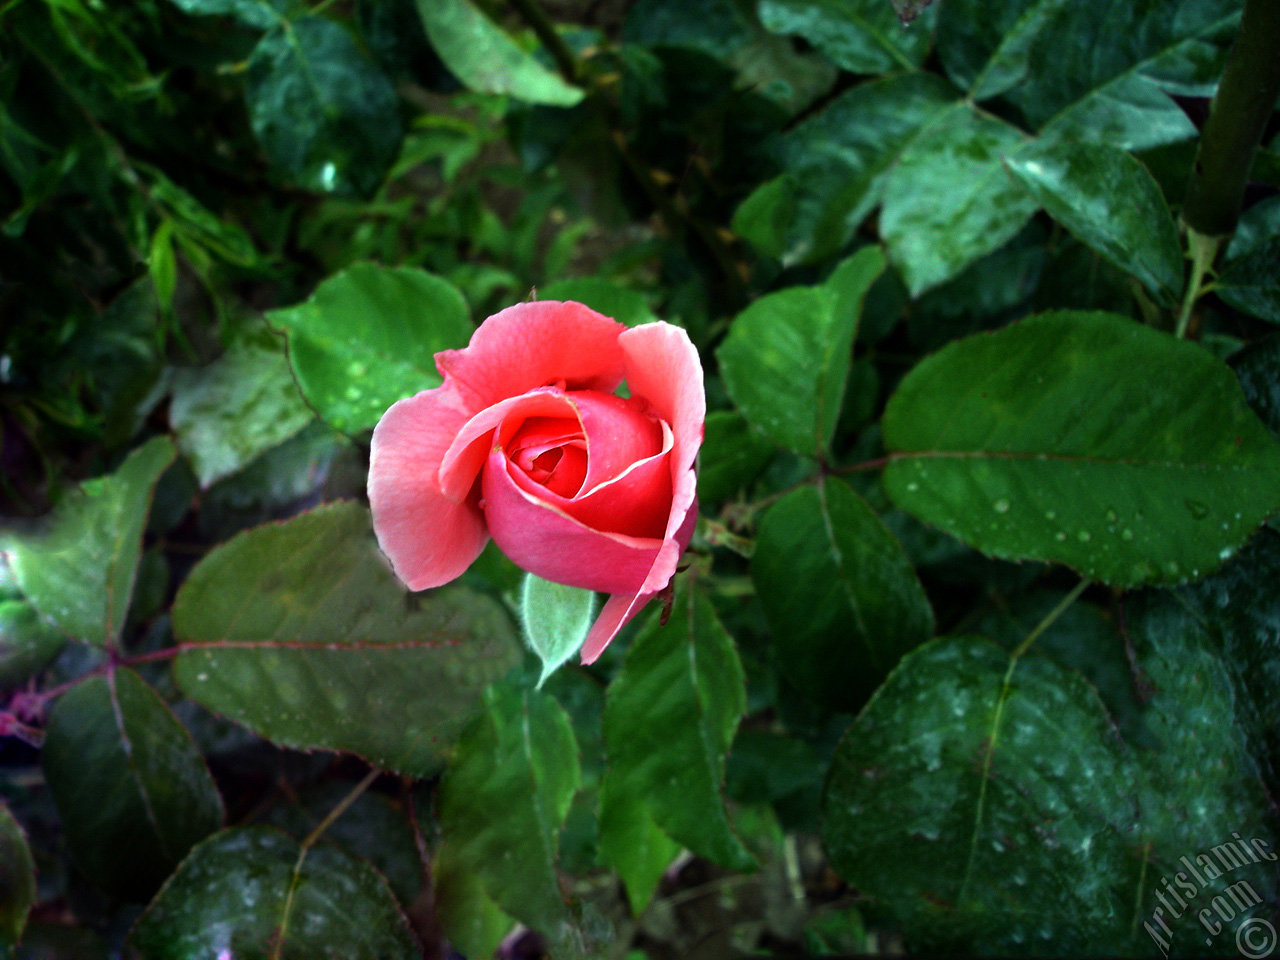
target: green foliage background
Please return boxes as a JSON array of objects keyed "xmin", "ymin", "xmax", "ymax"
[{"xmin": 1, "ymin": 0, "xmax": 1278, "ymax": 956}]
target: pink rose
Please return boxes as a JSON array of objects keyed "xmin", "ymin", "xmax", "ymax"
[{"xmin": 368, "ymin": 300, "xmax": 704, "ymax": 663}]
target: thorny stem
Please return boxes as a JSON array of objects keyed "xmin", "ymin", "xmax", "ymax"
[{"xmin": 1182, "ymin": 0, "xmax": 1280, "ymax": 239}]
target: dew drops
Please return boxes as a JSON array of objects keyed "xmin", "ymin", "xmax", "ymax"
[
  {"xmin": 345, "ymin": 385, "xmax": 362, "ymax": 401},
  {"xmin": 1219, "ymin": 546, "xmax": 1234, "ymax": 560},
  {"xmin": 1121, "ymin": 529, "xmax": 1134, "ymax": 541},
  {"xmin": 1105, "ymin": 509, "xmax": 1118, "ymax": 523},
  {"xmin": 1077, "ymin": 530, "xmax": 1091, "ymax": 542},
  {"xmin": 906, "ymin": 482, "xmax": 919, "ymax": 492},
  {"xmin": 994, "ymin": 499, "xmax": 1010, "ymax": 513},
  {"xmin": 1055, "ymin": 532, "xmax": 1067, "ymax": 541},
  {"xmin": 1044, "ymin": 510, "xmax": 1056, "ymax": 521}
]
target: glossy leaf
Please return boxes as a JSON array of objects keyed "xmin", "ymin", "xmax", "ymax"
[
  {"xmin": 437, "ymin": 681, "xmax": 580, "ymax": 936},
  {"xmin": 129, "ymin": 827, "xmax": 418, "ymax": 959},
  {"xmin": 777, "ymin": 73, "xmax": 956, "ymax": 265},
  {"xmin": 697, "ymin": 411, "xmax": 775, "ymax": 504},
  {"xmin": 521, "ymin": 573, "xmax": 596, "ymax": 686},
  {"xmin": 936, "ymin": 0, "xmax": 1071, "ymax": 101},
  {"xmin": 172, "ymin": 502, "xmax": 521, "ymax": 777},
  {"xmin": 0, "ymin": 804, "xmax": 34, "ymax": 947},
  {"xmin": 601, "ymin": 582, "xmax": 755, "ymax": 875},
  {"xmin": 879, "ymin": 103, "xmax": 1038, "ymax": 295},
  {"xmin": 415, "ymin": 0, "xmax": 584, "ymax": 107},
  {"xmin": 266, "ymin": 263, "xmax": 472, "ymax": 434},
  {"xmin": 1004, "ymin": 139, "xmax": 1182, "ymax": 305},
  {"xmin": 759, "ymin": 0, "xmax": 934, "ymax": 74},
  {"xmin": 42, "ymin": 668, "xmax": 223, "ymax": 902},
  {"xmin": 883, "ymin": 311, "xmax": 1280, "ymax": 586},
  {"xmin": 0, "ymin": 599, "xmax": 66, "ymax": 688},
  {"xmin": 1218, "ymin": 238, "xmax": 1280, "ymax": 324},
  {"xmin": 165, "ymin": 0, "xmax": 287, "ymax": 29},
  {"xmin": 171, "ymin": 328, "xmax": 314, "ymax": 488},
  {"xmin": 246, "ymin": 17, "xmax": 403, "ymax": 197},
  {"xmin": 753, "ymin": 477, "xmax": 933, "ymax": 712},
  {"xmin": 719, "ymin": 247, "xmax": 884, "ymax": 455},
  {"xmin": 0, "ymin": 437, "xmax": 174, "ymax": 647}
]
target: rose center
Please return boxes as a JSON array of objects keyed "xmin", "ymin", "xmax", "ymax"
[{"xmin": 508, "ymin": 416, "xmax": 588, "ymax": 497}]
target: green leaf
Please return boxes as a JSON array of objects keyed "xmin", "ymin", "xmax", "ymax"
[
  {"xmin": 42, "ymin": 668, "xmax": 224, "ymax": 902},
  {"xmin": 0, "ymin": 437, "xmax": 174, "ymax": 647},
  {"xmin": 758, "ymin": 0, "xmax": 934, "ymax": 74},
  {"xmin": 731, "ymin": 173, "xmax": 797, "ymax": 261},
  {"xmin": 597, "ymin": 774, "xmax": 682, "ymax": 914},
  {"xmin": 718, "ymin": 246, "xmax": 885, "ymax": 455},
  {"xmin": 0, "ymin": 804, "xmax": 35, "ymax": 947},
  {"xmin": 172, "ymin": 502, "xmax": 522, "ymax": 777},
  {"xmin": 601, "ymin": 581, "xmax": 755, "ymax": 874},
  {"xmin": 1004, "ymin": 139, "xmax": 1182, "ymax": 305},
  {"xmin": 165, "ymin": 0, "xmax": 288, "ymax": 29},
  {"xmin": 415, "ymin": 0, "xmax": 584, "ymax": 107},
  {"xmin": 129, "ymin": 827, "xmax": 419, "ymax": 959},
  {"xmin": 697, "ymin": 411, "xmax": 775, "ymax": 505},
  {"xmin": 0, "ymin": 599, "xmax": 67, "ymax": 688},
  {"xmin": 148, "ymin": 220, "xmax": 177, "ymax": 315},
  {"xmin": 883, "ymin": 311, "xmax": 1280, "ymax": 587},
  {"xmin": 246, "ymin": 17, "xmax": 404, "ymax": 197},
  {"xmin": 437, "ymin": 681, "xmax": 580, "ymax": 936},
  {"xmin": 753, "ymin": 477, "xmax": 934, "ymax": 712},
  {"xmin": 535, "ymin": 279, "xmax": 660, "ymax": 328},
  {"xmin": 936, "ymin": 0, "xmax": 1071, "ymax": 101},
  {"xmin": 433, "ymin": 839, "xmax": 514, "ymax": 959},
  {"xmin": 776, "ymin": 73, "xmax": 956, "ymax": 265},
  {"xmin": 266, "ymin": 262, "xmax": 472, "ymax": 434},
  {"xmin": 1218, "ymin": 238, "xmax": 1280, "ymax": 324},
  {"xmin": 879, "ymin": 103, "xmax": 1038, "ymax": 295},
  {"xmin": 170, "ymin": 326, "xmax": 314, "ymax": 488},
  {"xmin": 521, "ymin": 573, "xmax": 596, "ymax": 687}
]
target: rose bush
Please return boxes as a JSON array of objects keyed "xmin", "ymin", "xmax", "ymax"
[{"xmin": 368, "ymin": 300, "xmax": 704, "ymax": 662}]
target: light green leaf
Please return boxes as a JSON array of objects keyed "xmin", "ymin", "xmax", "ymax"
[
  {"xmin": 883, "ymin": 311, "xmax": 1280, "ymax": 586},
  {"xmin": 170, "ymin": 326, "xmax": 314, "ymax": 488},
  {"xmin": 246, "ymin": 17, "xmax": 403, "ymax": 196},
  {"xmin": 42, "ymin": 668, "xmax": 224, "ymax": 902},
  {"xmin": 521, "ymin": 573, "xmax": 596, "ymax": 687},
  {"xmin": 0, "ymin": 599, "xmax": 67, "ymax": 688},
  {"xmin": 1004, "ymin": 139, "xmax": 1182, "ymax": 305},
  {"xmin": 601, "ymin": 581, "xmax": 755, "ymax": 874},
  {"xmin": 879, "ymin": 103, "xmax": 1037, "ymax": 295},
  {"xmin": 148, "ymin": 219, "xmax": 177, "ymax": 314},
  {"xmin": 415, "ymin": 0, "xmax": 584, "ymax": 106},
  {"xmin": 129, "ymin": 827, "xmax": 418, "ymax": 959},
  {"xmin": 266, "ymin": 262, "xmax": 472, "ymax": 434},
  {"xmin": 598, "ymin": 773, "xmax": 682, "ymax": 914},
  {"xmin": 758, "ymin": 0, "xmax": 934, "ymax": 74},
  {"xmin": 165, "ymin": 0, "xmax": 288, "ymax": 29},
  {"xmin": 172, "ymin": 502, "xmax": 521, "ymax": 777},
  {"xmin": 434, "ymin": 839, "xmax": 515, "ymax": 959},
  {"xmin": 752, "ymin": 477, "xmax": 933, "ymax": 712},
  {"xmin": 438, "ymin": 681, "xmax": 580, "ymax": 936},
  {"xmin": 718, "ymin": 246, "xmax": 885, "ymax": 455},
  {"xmin": 0, "ymin": 437, "xmax": 174, "ymax": 647},
  {"xmin": 0, "ymin": 804, "xmax": 35, "ymax": 947}
]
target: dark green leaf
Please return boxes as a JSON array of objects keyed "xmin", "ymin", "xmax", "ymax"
[
  {"xmin": 246, "ymin": 17, "xmax": 404, "ymax": 196},
  {"xmin": 1232, "ymin": 334, "xmax": 1280, "ymax": 438},
  {"xmin": 697, "ymin": 411, "xmax": 776, "ymax": 505},
  {"xmin": 520, "ymin": 573, "xmax": 596, "ymax": 687},
  {"xmin": 936, "ymin": 0, "xmax": 1071, "ymax": 101},
  {"xmin": 42, "ymin": 668, "xmax": 224, "ymax": 902},
  {"xmin": 601, "ymin": 581, "xmax": 755, "ymax": 875},
  {"xmin": 535, "ymin": 279, "xmax": 660, "ymax": 328},
  {"xmin": 753, "ymin": 477, "xmax": 933, "ymax": 712},
  {"xmin": 731, "ymin": 174, "xmax": 796, "ymax": 261},
  {"xmin": 883, "ymin": 312, "xmax": 1280, "ymax": 586},
  {"xmin": 433, "ymin": 839, "xmax": 514, "ymax": 958},
  {"xmin": 759, "ymin": 0, "xmax": 934, "ymax": 74},
  {"xmin": 1219, "ymin": 215, "xmax": 1280, "ymax": 323},
  {"xmin": 718, "ymin": 247, "xmax": 885, "ymax": 455},
  {"xmin": 170, "ymin": 326, "xmax": 314, "ymax": 488},
  {"xmin": 0, "ymin": 437, "xmax": 174, "ymax": 647},
  {"xmin": 172, "ymin": 502, "xmax": 522, "ymax": 777},
  {"xmin": 1004, "ymin": 139, "xmax": 1182, "ymax": 305},
  {"xmin": 438, "ymin": 681, "xmax": 580, "ymax": 935},
  {"xmin": 266, "ymin": 262, "xmax": 472, "ymax": 434},
  {"xmin": 129, "ymin": 827, "xmax": 418, "ymax": 959},
  {"xmin": 0, "ymin": 804, "xmax": 35, "ymax": 947},
  {"xmin": 165, "ymin": 0, "xmax": 288, "ymax": 29},
  {"xmin": 0, "ymin": 599, "xmax": 66, "ymax": 688},
  {"xmin": 777, "ymin": 74, "xmax": 956, "ymax": 265},
  {"xmin": 415, "ymin": 0, "xmax": 584, "ymax": 107},
  {"xmin": 880, "ymin": 103, "xmax": 1038, "ymax": 295}
]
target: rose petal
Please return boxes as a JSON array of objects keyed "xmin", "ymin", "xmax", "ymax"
[
  {"xmin": 619, "ymin": 322, "xmax": 705, "ymax": 485},
  {"xmin": 368, "ymin": 387, "xmax": 489, "ymax": 590},
  {"xmin": 436, "ymin": 301, "xmax": 628, "ymax": 410},
  {"xmin": 572, "ymin": 391, "xmax": 665, "ymax": 492},
  {"xmin": 482, "ymin": 449, "xmax": 664, "ymax": 594}
]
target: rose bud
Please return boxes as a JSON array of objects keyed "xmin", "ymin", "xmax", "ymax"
[{"xmin": 368, "ymin": 300, "xmax": 704, "ymax": 663}]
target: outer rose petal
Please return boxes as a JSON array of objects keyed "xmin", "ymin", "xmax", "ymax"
[
  {"xmin": 578, "ymin": 323, "xmax": 706, "ymax": 663},
  {"xmin": 368, "ymin": 385, "xmax": 489, "ymax": 589},
  {"xmin": 435, "ymin": 301, "xmax": 628, "ymax": 410}
]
